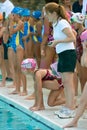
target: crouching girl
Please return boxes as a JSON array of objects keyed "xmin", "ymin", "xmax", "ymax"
[{"xmin": 21, "ymin": 58, "xmax": 65, "ymax": 111}]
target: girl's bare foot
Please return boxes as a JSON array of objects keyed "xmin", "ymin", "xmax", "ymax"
[
  {"xmin": 29, "ymin": 106, "xmax": 45, "ymax": 111},
  {"xmin": 25, "ymin": 93, "xmax": 35, "ymax": 100},
  {"xmin": 63, "ymin": 121, "xmax": 77, "ymax": 128},
  {"xmin": 20, "ymin": 91, "xmax": 28, "ymax": 96},
  {"xmin": 29, "ymin": 104, "xmax": 36, "ymax": 109},
  {"xmin": 9, "ymin": 90, "xmax": 20, "ymax": 94}
]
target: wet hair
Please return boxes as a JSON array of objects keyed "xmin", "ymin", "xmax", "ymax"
[{"xmin": 45, "ymin": 2, "xmax": 69, "ymax": 22}]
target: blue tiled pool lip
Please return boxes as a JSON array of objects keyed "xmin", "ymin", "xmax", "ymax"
[{"xmin": 0, "ymin": 93, "xmax": 63, "ymax": 130}]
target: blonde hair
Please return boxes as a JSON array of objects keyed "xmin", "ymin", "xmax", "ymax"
[{"xmin": 45, "ymin": 2, "xmax": 69, "ymax": 22}]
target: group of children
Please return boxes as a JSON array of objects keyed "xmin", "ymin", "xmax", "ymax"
[
  {"xmin": 0, "ymin": 6, "xmax": 61, "ymax": 103},
  {"xmin": 0, "ymin": 7, "xmax": 43, "ymax": 94},
  {"xmin": 0, "ymin": 1, "xmax": 87, "ymax": 128}
]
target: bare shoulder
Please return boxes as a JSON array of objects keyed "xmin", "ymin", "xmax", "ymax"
[{"xmin": 34, "ymin": 69, "xmax": 48, "ymax": 77}]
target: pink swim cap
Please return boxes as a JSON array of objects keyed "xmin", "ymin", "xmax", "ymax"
[
  {"xmin": 21, "ymin": 58, "xmax": 37, "ymax": 72},
  {"xmin": 80, "ymin": 30, "xmax": 87, "ymax": 42}
]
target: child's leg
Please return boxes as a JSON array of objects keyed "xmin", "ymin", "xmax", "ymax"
[
  {"xmin": 23, "ymin": 40, "xmax": 28, "ymax": 58},
  {"xmin": 42, "ymin": 80, "xmax": 65, "ymax": 106},
  {"xmin": 74, "ymin": 71, "xmax": 78, "ymax": 96},
  {"xmin": 16, "ymin": 46, "xmax": 27, "ymax": 96},
  {"xmin": 47, "ymin": 88, "xmax": 65, "ymax": 107},
  {"xmin": 0, "ymin": 46, "xmax": 6, "ymax": 87},
  {"xmin": 80, "ymin": 66, "xmax": 87, "ymax": 92},
  {"xmin": 7, "ymin": 48, "xmax": 16, "ymax": 88},
  {"xmin": 27, "ymin": 39, "xmax": 34, "ymax": 58},
  {"xmin": 34, "ymin": 42, "xmax": 41, "ymax": 68},
  {"xmin": 20, "ymin": 73, "xmax": 27, "ymax": 96},
  {"xmin": 29, "ymin": 79, "xmax": 44, "ymax": 111},
  {"xmin": 76, "ymin": 61, "xmax": 87, "ymax": 93}
]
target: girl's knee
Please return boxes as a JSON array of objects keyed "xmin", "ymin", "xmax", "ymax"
[{"xmin": 47, "ymin": 100, "xmax": 54, "ymax": 107}]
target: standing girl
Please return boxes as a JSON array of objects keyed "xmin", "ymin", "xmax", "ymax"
[
  {"xmin": 8, "ymin": 7, "xmax": 27, "ymax": 95},
  {"xmin": 45, "ymin": 2, "xmax": 77, "ymax": 117}
]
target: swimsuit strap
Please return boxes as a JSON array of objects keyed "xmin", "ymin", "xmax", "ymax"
[{"xmin": 0, "ymin": 37, "xmax": 3, "ymax": 45}]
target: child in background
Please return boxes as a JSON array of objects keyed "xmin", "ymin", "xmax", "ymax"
[
  {"xmin": 31, "ymin": 10, "xmax": 42, "ymax": 68},
  {"xmin": 7, "ymin": 7, "xmax": 27, "ymax": 95},
  {"xmin": 0, "ymin": 13, "xmax": 6, "ymax": 87},
  {"xmin": 61, "ymin": 0, "xmax": 72, "ymax": 21},
  {"xmin": 64, "ymin": 29, "xmax": 87, "ymax": 128},
  {"xmin": 22, "ymin": 10, "xmax": 42, "ymax": 68},
  {"xmin": 21, "ymin": 58, "xmax": 65, "ymax": 111},
  {"xmin": 21, "ymin": 8, "xmax": 31, "ymax": 58},
  {"xmin": 71, "ymin": 12, "xmax": 87, "ymax": 92},
  {"xmin": 40, "ymin": 6, "xmax": 56, "ymax": 69},
  {"xmin": 80, "ymin": 30, "xmax": 87, "ymax": 67}
]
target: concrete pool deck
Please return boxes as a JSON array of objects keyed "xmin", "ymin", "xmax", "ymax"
[{"xmin": 0, "ymin": 74, "xmax": 87, "ymax": 130}]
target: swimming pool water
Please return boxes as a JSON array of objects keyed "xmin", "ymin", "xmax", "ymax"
[{"xmin": 0, "ymin": 99, "xmax": 53, "ymax": 130}]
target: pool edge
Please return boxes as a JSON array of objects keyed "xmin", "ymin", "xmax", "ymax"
[{"xmin": 0, "ymin": 93, "xmax": 63, "ymax": 130}]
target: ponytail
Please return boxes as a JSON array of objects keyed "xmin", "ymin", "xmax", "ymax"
[
  {"xmin": 57, "ymin": 5, "xmax": 69, "ymax": 22},
  {"xmin": 45, "ymin": 2, "xmax": 69, "ymax": 22}
]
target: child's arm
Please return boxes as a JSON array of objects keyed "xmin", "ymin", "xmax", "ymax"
[
  {"xmin": 9, "ymin": 14, "xmax": 24, "ymax": 35},
  {"xmin": 3, "ymin": 27, "xmax": 9, "ymax": 43}
]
